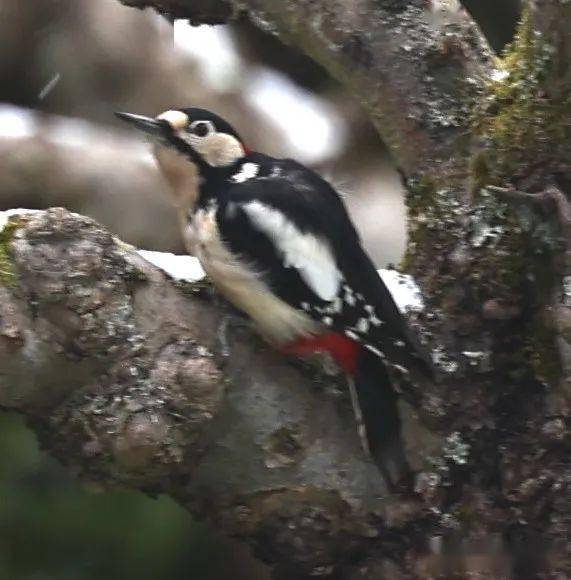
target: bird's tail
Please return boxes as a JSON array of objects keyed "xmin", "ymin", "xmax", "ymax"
[
  {"xmin": 361, "ymin": 325, "xmax": 436, "ymax": 391},
  {"xmin": 349, "ymin": 346, "xmax": 411, "ymax": 490}
]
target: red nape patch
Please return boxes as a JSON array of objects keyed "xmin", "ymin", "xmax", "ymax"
[{"xmin": 282, "ymin": 332, "xmax": 361, "ymax": 375}]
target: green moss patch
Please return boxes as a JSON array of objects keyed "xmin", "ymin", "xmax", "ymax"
[
  {"xmin": 474, "ymin": 6, "xmax": 570, "ymax": 180},
  {"xmin": 0, "ymin": 217, "xmax": 23, "ymax": 287}
]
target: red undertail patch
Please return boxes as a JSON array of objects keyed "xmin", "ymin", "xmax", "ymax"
[{"xmin": 283, "ymin": 332, "xmax": 361, "ymax": 375}]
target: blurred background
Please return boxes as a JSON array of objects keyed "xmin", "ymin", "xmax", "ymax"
[{"xmin": 0, "ymin": 0, "xmax": 519, "ymax": 577}]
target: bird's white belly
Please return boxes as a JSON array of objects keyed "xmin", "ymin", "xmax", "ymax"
[{"xmin": 185, "ymin": 207, "xmax": 320, "ymax": 344}]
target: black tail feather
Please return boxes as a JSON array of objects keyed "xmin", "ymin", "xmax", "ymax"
[{"xmin": 350, "ymin": 347, "xmax": 411, "ymax": 490}]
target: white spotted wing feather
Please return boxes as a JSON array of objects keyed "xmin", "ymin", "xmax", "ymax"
[{"xmin": 242, "ymin": 201, "xmax": 342, "ymax": 301}]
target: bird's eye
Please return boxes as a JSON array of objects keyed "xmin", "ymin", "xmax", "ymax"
[{"xmin": 189, "ymin": 121, "xmax": 214, "ymax": 137}]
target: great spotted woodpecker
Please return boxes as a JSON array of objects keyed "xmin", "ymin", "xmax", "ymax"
[{"xmin": 116, "ymin": 107, "xmax": 434, "ymax": 487}]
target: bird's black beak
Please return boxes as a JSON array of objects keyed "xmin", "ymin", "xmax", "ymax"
[{"xmin": 114, "ymin": 112, "xmax": 169, "ymax": 138}]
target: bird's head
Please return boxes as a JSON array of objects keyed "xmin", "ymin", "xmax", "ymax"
[
  {"xmin": 115, "ymin": 107, "xmax": 247, "ymax": 171},
  {"xmin": 115, "ymin": 107, "xmax": 248, "ymax": 214}
]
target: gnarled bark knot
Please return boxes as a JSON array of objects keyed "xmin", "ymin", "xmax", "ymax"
[{"xmin": 1, "ymin": 207, "xmax": 225, "ymax": 487}]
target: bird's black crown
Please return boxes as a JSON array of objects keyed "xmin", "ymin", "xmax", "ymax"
[{"xmin": 179, "ymin": 107, "xmax": 243, "ymax": 143}]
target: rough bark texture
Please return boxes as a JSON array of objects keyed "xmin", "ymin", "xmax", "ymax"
[
  {"xmin": 1, "ymin": 209, "xmax": 441, "ymax": 580},
  {"xmin": 4, "ymin": 0, "xmax": 571, "ymax": 578}
]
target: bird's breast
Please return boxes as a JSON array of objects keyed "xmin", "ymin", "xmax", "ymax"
[{"xmin": 186, "ymin": 206, "xmax": 321, "ymax": 344}]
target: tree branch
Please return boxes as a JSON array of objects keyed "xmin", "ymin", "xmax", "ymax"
[
  {"xmin": 120, "ymin": 0, "xmax": 492, "ymax": 177},
  {"xmin": 0, "ymin": 208, "xmax": 444, "ymax": 579}
]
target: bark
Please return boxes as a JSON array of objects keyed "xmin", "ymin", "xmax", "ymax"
[
  {"xmin": 4, "ymin": 0, "xmax": 570, "ymax": 577},
  {"xmin": 0, "ymin": 208, "xmax": 440, "ymax": 580}
]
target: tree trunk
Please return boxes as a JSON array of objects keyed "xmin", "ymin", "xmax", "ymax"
[{"xmin": 2, "ymin": 0, "xmax": 570, "ymax": 577}]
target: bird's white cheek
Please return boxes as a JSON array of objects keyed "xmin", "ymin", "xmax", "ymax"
[{"xmin": 195, "ymin": 134, "xmax": 245, "ymax": 167}]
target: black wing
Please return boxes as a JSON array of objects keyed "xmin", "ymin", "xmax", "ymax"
[{"xmin": 213, "ymin": 156, "xmax": 433, "ymax": 377}]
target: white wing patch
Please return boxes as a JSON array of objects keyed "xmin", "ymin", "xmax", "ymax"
[
  {"xmin": 231, "ymin": 162, "xmax": 259, "ymax": 183},
  {"xmin": 242, "ymin": 201, "xmax": 342, "ymax": 301}
]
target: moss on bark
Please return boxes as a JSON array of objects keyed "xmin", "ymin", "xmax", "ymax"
[
  {"xmin": 0, "ymin": 218, "xmax": 23, "ymax": 287},
  {"xmin": 474, "ymin": 5, "xmax": 571, "ymax": 183}
]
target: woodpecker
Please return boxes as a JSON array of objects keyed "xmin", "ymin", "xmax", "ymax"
[{"xmin": 116, "ymin": 107, "xmax": 434, "ymax": 487}]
